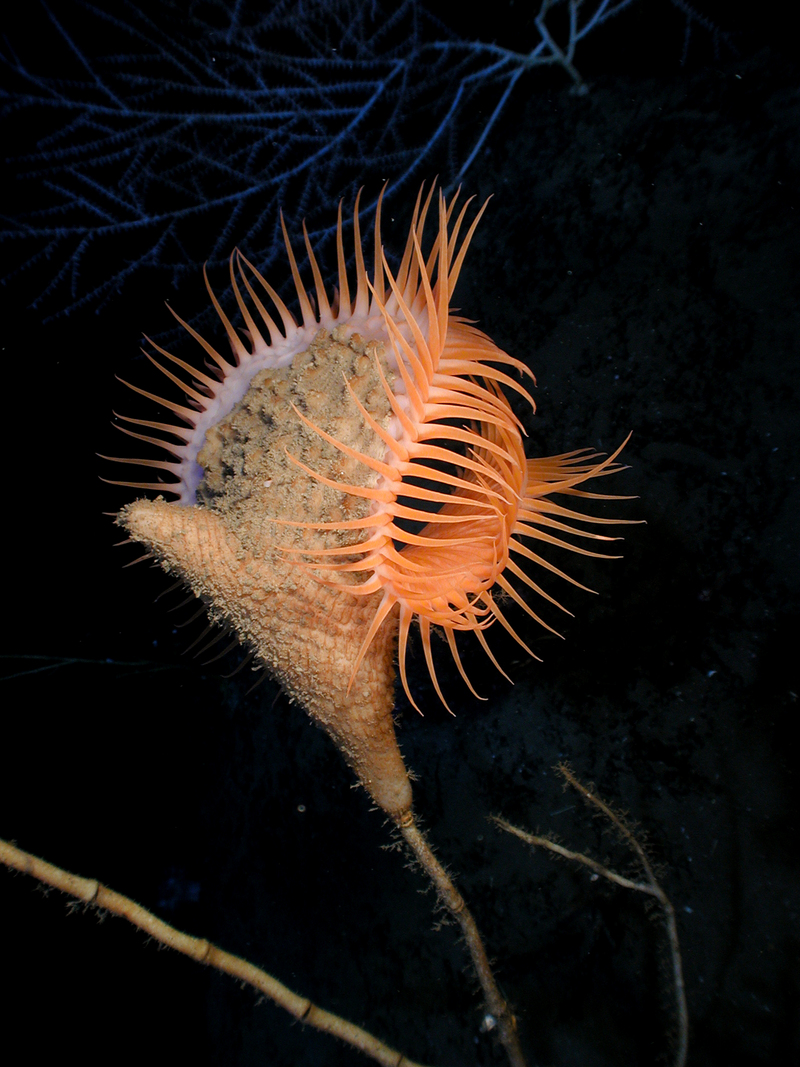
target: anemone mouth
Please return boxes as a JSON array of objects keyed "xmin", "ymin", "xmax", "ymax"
[{"xmin": 107, "ymin": 181, "xmax": 636, "ymax": 711}]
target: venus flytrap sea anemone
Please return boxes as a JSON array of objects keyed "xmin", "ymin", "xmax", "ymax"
[{"xmin": 107, "ymin": 182, "xmax": 633, "ymax": 1067}]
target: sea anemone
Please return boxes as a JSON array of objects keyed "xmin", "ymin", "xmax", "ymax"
[
  {"xmin": 109, "ymin": 183, "xmax": 628, "ymax": 715},
  {"xmin": 107, "ymin": 185, "xmax": 632, "ymax": 1062}
]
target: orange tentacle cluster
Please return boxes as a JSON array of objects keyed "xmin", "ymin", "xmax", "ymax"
[{"xmin": 107, "ymin": 183, "xmax": 632, "ymax": 711}]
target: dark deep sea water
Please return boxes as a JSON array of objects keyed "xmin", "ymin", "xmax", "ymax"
[{"xmin": 1, "ymin": 3, "xmax": 797, "ymax": 1065}]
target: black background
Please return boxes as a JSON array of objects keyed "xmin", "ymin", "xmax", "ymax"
[{"xmin": 1, "ymin": 3, "xmax": 797, "ymax": 1064}]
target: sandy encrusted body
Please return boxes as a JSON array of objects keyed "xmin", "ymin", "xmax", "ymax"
[
  {"xmin": 120, "ymin": 328, "xmax": 413, "ymax": 819},
  {"xmin": 197, "ymin": 326, "xmax": 394, "ymax": 558}
]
